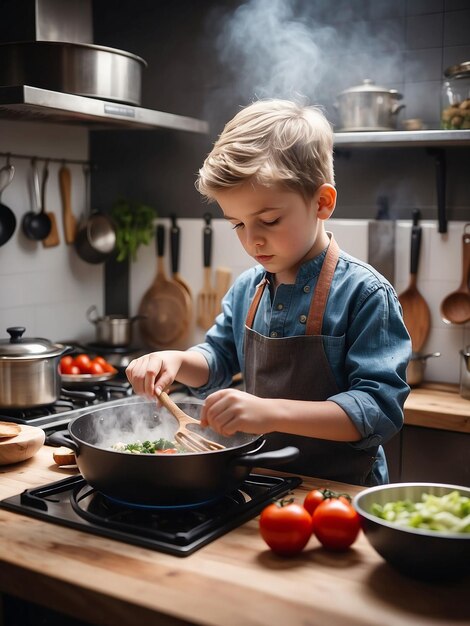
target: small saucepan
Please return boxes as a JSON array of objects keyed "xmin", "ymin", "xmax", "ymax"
[
  {"xmin": 86, "ymin": 305, "xmax": 144, "ymax": 347},
  {"xmin": 49, "ymin": 399, "xmax": 299, "ymax": 506},
  {"xmin": 406, "ymin": 352, "xmax": 441, "ymax": 387}
]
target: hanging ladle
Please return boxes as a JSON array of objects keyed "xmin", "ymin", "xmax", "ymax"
[
  {"xmin": 158, "ymin": 391, "xmax": 225, "ymax": 452},
  {"xmin": 22, "ymin": 158, "xmax": 52, "ymax": 241},
  {"xmin": 440, "ymin": 223, "xmax": 470, "ymax": 325},
  {"xmin": 0, "ymin": 156, "xmax": 17, "ymax": 247}
]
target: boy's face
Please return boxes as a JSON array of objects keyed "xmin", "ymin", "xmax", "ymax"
[{"xmin": 214, "ymin": 181, "xmax": 335, "ymax": 285}]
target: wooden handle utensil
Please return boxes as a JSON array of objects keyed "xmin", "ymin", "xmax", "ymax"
[{"xmin": 158, "ymin": 391, "xmax": 225, "ymax": 452}]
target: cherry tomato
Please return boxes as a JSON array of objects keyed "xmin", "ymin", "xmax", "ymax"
[
  {"xmin": 101, "ymin": 361, "xmax": 118, "ymax": 374},
  {"xmin": 60, "ymin": 356, "xmax": 74, "ymax": 369},
  {"xmin": 88, "ymin": 361, "xmax": 105, "ymax": 375},
  {"xmin": 303, "ymin": 488, "xmax": 328, "ymax": 516},
  {"xmin": 61, "ymin": 361, "xmax": 80, "ymax": 375},
  {"xmin": 73, "ymin": 354, "xmax": 92, "ymax": 374},
  {"xmin": 259, "ymin": 498, "xmax": 313, "ymax": 556},
  {"xmin": 311, "ymin": 497, "xmax": 361, "ymax": 551},
  {"xmin": 93, "ymin": 356, "xmax": 107, "ymax": 367}
]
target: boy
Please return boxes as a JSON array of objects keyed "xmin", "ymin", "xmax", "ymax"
[{"xmin": 126, "ymin": 99, "xmax": 411, "ymax": 485}]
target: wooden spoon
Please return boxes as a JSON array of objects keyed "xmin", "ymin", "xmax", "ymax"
[
  {"xmin": 398, "ymin": 210, "xmax": 431, "ymax": 353},
  {"xmin": 158, "ymin": 391, "xmax": 225, "ymax": 453},
  {"xmin": 42, "ymin": 160, "xmax": 61, "ymax": 248},
  {"xmin": 441, "ymin": 224, "xmax": 470, "ymax": 325},
  {"xmin": 59, "ymin": 163, "xmax": 77, "ymax": 244}
]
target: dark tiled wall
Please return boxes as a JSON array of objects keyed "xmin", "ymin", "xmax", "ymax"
[{"xmin": 91, "ymin": 0, "xmax": 470, "ymax": 223}]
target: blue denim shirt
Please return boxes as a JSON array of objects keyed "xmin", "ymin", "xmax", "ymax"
[{"xmin": 190, "ymin": 245, "xmax": 411, "ymax": 484}]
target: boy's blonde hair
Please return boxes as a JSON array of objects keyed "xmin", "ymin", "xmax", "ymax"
[{"xmin": 196, "ymin": 99, "xmax": 334, "ymax": 200}]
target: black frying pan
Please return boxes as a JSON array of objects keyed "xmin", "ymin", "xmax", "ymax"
[{"xmin": 49, "ymin": 399, "xmax": 299, "ymax": 506}]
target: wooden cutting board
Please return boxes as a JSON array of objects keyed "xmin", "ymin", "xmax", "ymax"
[{"xmin": 0, "ymin": 425, "xmax": 45, "ymax": 466}]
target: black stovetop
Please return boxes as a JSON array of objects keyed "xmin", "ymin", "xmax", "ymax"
[{"xmin": 0, "ymin": 473, "xmax": 301, "ymax": 556}]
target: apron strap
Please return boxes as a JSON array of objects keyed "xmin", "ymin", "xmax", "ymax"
[
  {"xmin": 306, "ymin": 236, "xmax": 340, "ymax": 336},
  {"xmin": 245, "ymin": 277, "xmax": 269, "ymax": 329}
]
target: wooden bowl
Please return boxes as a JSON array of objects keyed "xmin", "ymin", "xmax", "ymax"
[{"xmin": 0, "ymin": 425, "xmax": 45, "ymax": 465}]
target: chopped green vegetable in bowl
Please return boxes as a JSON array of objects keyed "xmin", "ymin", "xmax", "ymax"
[
  {"xmin": 353, "ymin": 483, "xmax": 470, "ymax": 581},
  {"xmin": 111, "ymin": 438, "xmax": 185, "ymax": 454},
  {"xmin": 370, "ymin": 490, "xmax": 470, "ymax": 533}
]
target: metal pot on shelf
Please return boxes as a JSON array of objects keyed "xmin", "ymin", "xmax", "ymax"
[
  {"xmin": 86, "ymin": 305, "xmax": 144, "ymax": 347},
  {"xmin": 335, "ymin": 79, "xmax": 405, "ymax": 131},
  {"xmin": 0, "ymin": 327, "xmax": 72, "ymax": 408}
]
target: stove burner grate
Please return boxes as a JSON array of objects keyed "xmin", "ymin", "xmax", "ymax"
[{"xmin": 0, "ymin": 473, "xmax": 302, "ymax": 556}]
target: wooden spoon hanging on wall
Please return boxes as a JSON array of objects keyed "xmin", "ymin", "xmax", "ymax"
[
  {"xmin": 59, "ymin": 163, "xmax": 77, "ymax": 244},
  {"xmin": 440, "ymin": 223, "xmax": 470, "ymax": 324},
  {"xmin": 398, "ymin": 210, "xmax": 431, "ymax": 353},
  {"xmin": 42, "ymin": 160, "xmax": 60, "ymax": 248}
]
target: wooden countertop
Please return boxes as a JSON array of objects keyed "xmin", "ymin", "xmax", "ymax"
[
  {"xmin": 404, "ymin": 383, "xmax": 470, "ymax": 434},
  {"xmin": 0, "ymin": 447, "xmax": 468, "ymax": 626}
]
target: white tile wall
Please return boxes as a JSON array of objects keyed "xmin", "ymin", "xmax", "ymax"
[{"xmin": 0, "ymin": 121, "xmax": 103, "ymax": 344}]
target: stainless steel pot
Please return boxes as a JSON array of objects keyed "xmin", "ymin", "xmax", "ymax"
[
  {"xmin": 0, "ymin": 327, "xmax": 71, "ymax": 408},
  {"xmin": 0, "ymin": 41, "xmax": 146, "ymax": 105},
  {"xmin": 86, "ymin": 305, "xmax": 143, "ymax": 347},
  {"xmin": 406, "ymin": 352, "xmax": 441, "ymax": 387},
  {"xmin": 335, "ymin": 79, "xmax": 405, "ymax": 131}
]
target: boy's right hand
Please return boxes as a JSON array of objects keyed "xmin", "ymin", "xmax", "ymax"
[{"xmin": 125, "ymin": 350, "xmax": 184, "ymax": 399}]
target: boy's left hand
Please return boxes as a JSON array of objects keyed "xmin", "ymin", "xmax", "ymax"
[{"xmin": 200, "ymin": 388, "xmax": 271, "ymax": 437}]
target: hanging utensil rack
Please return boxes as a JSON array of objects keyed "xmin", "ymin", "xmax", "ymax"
[{"xmin": 0, "ymin": 150, "xmax": 91, "ymax": 167}]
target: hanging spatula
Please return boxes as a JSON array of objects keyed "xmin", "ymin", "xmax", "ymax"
[{"xmin": 197, "ymin": 212, "xmax": 218, "ymax": 330}]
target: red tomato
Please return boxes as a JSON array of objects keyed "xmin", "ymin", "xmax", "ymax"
[
  {"xmin": 60, "ymin": 361, "xmax": 81, "ymax": 375},
  {"xmin": 60, "ymin": 356, "xmax": 74, "ymax": 369},
  {"xmin": 303, "ymin": 488, "xmax": 328, "ymax": 516},
  {"xmin": 88, "ymin": 361, "xmax": 105, "ymax": 375},
  {"xmin": 101, "ymin": 361, "xmax": 117, "ymax": 374},
  {"xmin": 311, "ymin": 497, "xmax": 361, "ymax": 551},
  {"xmin": 93, "ymin": 356, "xmax": 107, "ymax": 367},
  {"xmin": 73, "ymin": 354, "xmax": 92, "ymax": 374},
  {"xmin": 259, "ymin": 498, "xmax": 313, "ymax": 556}
]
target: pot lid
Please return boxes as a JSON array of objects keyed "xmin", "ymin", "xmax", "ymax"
[
  {"xmin": 339, "ymin": 79, "xmax": 403, "ymax": 99},
  {"xmin": 0, "ymin": 327, "xmax": 66, "ymax": 358},
  {"xmin": 444, "ymin": 61, "xmax": 470, "ymax": 79}
]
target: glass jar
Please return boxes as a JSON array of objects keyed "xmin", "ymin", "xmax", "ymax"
[{"xmin": 441, "ymin": 61, "xmax": 470, "ymax": 130}]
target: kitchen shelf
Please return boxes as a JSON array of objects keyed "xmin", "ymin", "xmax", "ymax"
[
  {"xmin": 0, "ymin": 85, "xmax": 209, "ymax": 134},
  {"xmin": 334, "ymin": 129, "xmax": 470, "ymax": 147}
]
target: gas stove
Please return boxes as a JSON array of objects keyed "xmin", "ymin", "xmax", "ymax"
[
  {"xmin": 0, "ymin": 378, "xmax": 136, "ymax": 435},
  {"xmin": 0, "ymin": 472, "xmax": 301, "ymax": 556}
]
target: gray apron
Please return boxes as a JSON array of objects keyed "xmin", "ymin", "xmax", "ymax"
[{"xmin": 244, "ymin": 236, "xmax": 377, "ymax": 485}]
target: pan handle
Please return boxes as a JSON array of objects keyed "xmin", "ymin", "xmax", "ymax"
[
  {"xmin": 47, "ymin": 430, "xmax": 79, "ymax": 455},
  {"xmin": 235, "ymin": 445, "xmax": 299, "ymax": 468}
]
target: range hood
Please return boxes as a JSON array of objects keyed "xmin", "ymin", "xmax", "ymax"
[
  {"xmin": 0, "ymin": 0, "xmax": 208, "ymax": 134},
  {"xmin": 0, "ymin": 84, "xmax": 209, "ymax": 133}
]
